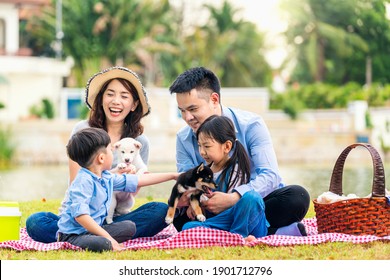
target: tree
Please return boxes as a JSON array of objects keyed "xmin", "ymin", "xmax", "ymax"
[
  {"xmin": 342, "ymin": 0, "xmax": 390, "ymax": 84},
  {"xmin": 26, "ymin": 0, "xmax": 176, "ymax": 86},
  {"xmin": 281, "ymin": 0, "xmax": 374, "ymax": 84},
  {"xmin": 25, "ymin": 0, "xmax": 273, "ymax": 87},
  {"xmin": 167, "ymin": 0, "xmax": 272, "ymax": 87}
]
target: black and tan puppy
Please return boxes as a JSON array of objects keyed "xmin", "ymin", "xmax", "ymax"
[{"xmin": 165, "ymin": 162, "xmax": 216, "ymax": 224}]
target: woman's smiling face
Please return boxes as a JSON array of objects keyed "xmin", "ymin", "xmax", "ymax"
[{"xmin": 102, "ymin": 79, "xmax": 138, "ymax": 123}]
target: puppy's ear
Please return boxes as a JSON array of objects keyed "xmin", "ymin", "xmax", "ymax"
[
  {"xmin": 133, "ymin": 140, "xmax": 142, "ymax": 150},
  {"xmin": 196, "ymin": 162, "xmax": 204, "ymax": 173},
  {"xmin": 207, "ymin": 162, "xmax": 213, "ymax": 168},
  {"xmin": 113, "ymin": 141, "xmax": 121, "ymax": 150}
]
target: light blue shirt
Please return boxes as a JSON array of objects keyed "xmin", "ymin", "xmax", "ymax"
[
  {"xmin": 57, "ymin": 168, "xmax": 138, "ymax": 235},
  {"xmin": 175, "ymin": 106, "xmax": 284, "ymax": 198}
]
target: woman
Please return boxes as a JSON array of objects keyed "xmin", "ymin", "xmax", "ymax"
[{"xmin": 26, "ymin": 66, "xmax": 169, "ymax": 243}]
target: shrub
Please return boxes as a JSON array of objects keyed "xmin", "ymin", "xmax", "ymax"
[
  {"xmin": 0, "ymin": 126, "xmax": 15, "ymax": 169},
  {"xmin": 29, "ymin": 98, "xmax": 55, "ymax": 119},
  {"xmin": 270, "ymin": 82, "xmax": 390, "ymax": 119}
]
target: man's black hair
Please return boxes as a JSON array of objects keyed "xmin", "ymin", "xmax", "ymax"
[{"xmin": 169, "ymin": 67, "xmax": 221, "ymax": 95}]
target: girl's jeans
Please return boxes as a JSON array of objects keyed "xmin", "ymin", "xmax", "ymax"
[{"xmin": 182, "ymin": 190, "xmax": 269, "ymax": 238}]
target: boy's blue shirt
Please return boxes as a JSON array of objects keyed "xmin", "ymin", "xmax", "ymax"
[
  {"xmin": 175, "ymin": 105, "xmax": 284, "ymax": 198},
  {"xmin": 57, "ymin": 168, "xmax": 138, "ymax": 235}
]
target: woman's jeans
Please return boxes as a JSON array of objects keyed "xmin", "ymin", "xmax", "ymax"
[
  {"xmin": 182, "ymin": 190, "xmax": 269, "ymax": 238},
  {"xmin": 26, "ymin": 202, "xmax": 168, "ymax": 243}
]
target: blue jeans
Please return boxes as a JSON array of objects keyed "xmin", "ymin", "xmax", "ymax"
[
  {"xmin": 26, "ymin": 202, "xmax": 168, "ymax": 243},
  {"xmin": 58, "ymin": 220, "xmax": 136, "ymax": 252},
  {"xmin": 182, "ymin": 190, "xmax": 269, "ymax": 238}
]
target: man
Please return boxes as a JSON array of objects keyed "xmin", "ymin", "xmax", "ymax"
[{"xmin": 169, "ymin": 66, "xmax": 310, "ymax": 236}]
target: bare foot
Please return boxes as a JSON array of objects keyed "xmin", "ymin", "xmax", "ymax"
[{"xmin": 244, "ymin": 235, "xmax": 256, "ymax": 244}]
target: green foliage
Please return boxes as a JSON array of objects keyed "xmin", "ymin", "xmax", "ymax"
[
  {"xmin": 29, "ymin": 98, "xmax": 55, "ymax": 119},
  {"xmin": 0, "ymin": 102, "xmax": 4, "ymax": 109},
  {"xmin": 27, "ymin": 0, "xmax": 177, "ymax": 86},
  {"xmin": 78, "ymin": 104, "xmax": 90, "ymax": 120},
  {"xmin": 270, "ymin": 82, "xmax": 390, "ymax": 119},
  {"xmin": 175, "ymin": 1, "xmax": 272, "ymax": 87},
  {"xmin": 281, "ymin": 0, "xmax": 390, "ymax": 85},
  {"xmin": 22, "ymin": 0, "xmax": 390, "ymax": 89},
  {"xmin": 26, "ymin": 0, "xmax": 272, "ymax": 88},
  {"xmin": 0, "ymin": 126, "xmax": 15, "ymax": 169},
  {"xmin": 365, "ymin": 111, "xmax": 373, "ymax": 129},
  {"xmin": 282, "ymin": 96, "xmax": 304, "ymax": 120},
  {"xmin": 379, "ymin": 135, "xmax": 390, "ymax": 154}
]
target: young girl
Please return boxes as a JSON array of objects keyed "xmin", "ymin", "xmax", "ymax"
[
  {"xmin": 198, "ymin": 115, "xmax": 250, "ymax": 194},
  {"xmin": 182, "ymin": 115, "xmax": 269, "ymax": 241}
]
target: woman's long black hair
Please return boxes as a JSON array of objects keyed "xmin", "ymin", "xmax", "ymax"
[{"xmin": 196, "ymin": 115, "xmax": 251, "ymax": 192}]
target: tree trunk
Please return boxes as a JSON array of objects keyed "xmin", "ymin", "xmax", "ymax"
[{"xmin": 365, "ymin": 56, "xmax": 372, "ymax": 88}]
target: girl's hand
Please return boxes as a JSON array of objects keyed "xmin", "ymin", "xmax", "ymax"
[{"xmin": 202, "ymin": 192, "xmax": 240, "ymax": 214}]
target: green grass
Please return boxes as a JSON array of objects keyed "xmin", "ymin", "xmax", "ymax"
[{"xmin": 1, "ymin": 198, "xmax": 389, "ymax": 260}]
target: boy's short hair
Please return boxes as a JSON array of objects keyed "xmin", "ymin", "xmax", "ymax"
[
  {"xmin": 66, "ymin": 127, "xmax": 111, "ymax": 168},
  {"xmin": 169, "ymin": 66, "xmax": 221, "ymax": 96}
]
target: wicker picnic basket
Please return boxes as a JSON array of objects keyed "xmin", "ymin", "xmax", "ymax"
[{"xmin": 313, "ymin": 143, "xmax": 390, "ymax": 237}]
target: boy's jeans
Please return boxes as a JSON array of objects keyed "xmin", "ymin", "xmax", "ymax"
[{"xmin": 26, "ymin": 202, "xmax": 169, "ymax": 243}]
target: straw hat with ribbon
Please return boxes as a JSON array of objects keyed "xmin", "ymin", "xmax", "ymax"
[{"xmin": 85, "ymin": 66, "xmax": 150, "ymax": 116}]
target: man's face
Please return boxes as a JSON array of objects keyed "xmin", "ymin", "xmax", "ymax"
[{"xmin": 176, "ymin": 89, "xmax": 218, "ymax": 132}]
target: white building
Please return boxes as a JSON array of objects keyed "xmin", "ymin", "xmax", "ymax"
[{"xmin": 0, "ymin": 0, "xmax": 73, "ymax": 121}]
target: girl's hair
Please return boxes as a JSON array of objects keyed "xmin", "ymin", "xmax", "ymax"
[
  {"xmin": 66, "ymin": 127, "xmax": 111, "ymax": 168},
  {"xmin": 196, "ymin": 115, "xmax": 251, "ymax": 192},
  {"xmin": 88, "ymin": 78, "xmax": 144, "ymax": 138}
]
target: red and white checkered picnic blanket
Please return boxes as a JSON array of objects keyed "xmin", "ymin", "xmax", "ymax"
[{"xmin": 0, "ymin": 218, "xmax": 389, "ymax": 251}]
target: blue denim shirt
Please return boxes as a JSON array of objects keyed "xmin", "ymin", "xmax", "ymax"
[
  {"xmin": 57, "ymin": 168, "xmax": 138, "ymax": 235},
  {"xmin": 175, "ymin": 106, "xmax": 284, "ymax": 198}
]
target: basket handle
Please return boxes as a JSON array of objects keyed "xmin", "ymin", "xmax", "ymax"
[{"xmin": 329, "ymin": 143, "xmax": 386, "ymax": 197}]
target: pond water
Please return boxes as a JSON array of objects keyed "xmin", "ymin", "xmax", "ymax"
[{"xmin": 0, "ymin": 161, "xmax": 389, "ymax": 202}]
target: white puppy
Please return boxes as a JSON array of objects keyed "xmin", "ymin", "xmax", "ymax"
[{"xmin": 106, "ymin": 137, "xmax": 148, "ymax": 224}]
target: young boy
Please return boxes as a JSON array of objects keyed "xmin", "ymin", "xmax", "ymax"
[{"xmin": 57, "ymin": 127, "xmax": 178, "ymax": 252}]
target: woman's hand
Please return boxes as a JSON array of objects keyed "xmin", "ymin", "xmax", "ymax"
[{"xmin": 110, "ymin": 164, "xmax": 136, "ymax": 175}]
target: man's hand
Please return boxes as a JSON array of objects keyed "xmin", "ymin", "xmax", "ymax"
[
  {"xmin": 186, "ymin": 206, "xmax": 196, "ymax": 220},
  {"xmin": 176, "ymin": 189, "xmax": 198, "ymax": 207},
  {"xmin": 202, "ymin": 192, "xmax": 240, "ymax": 214}
]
